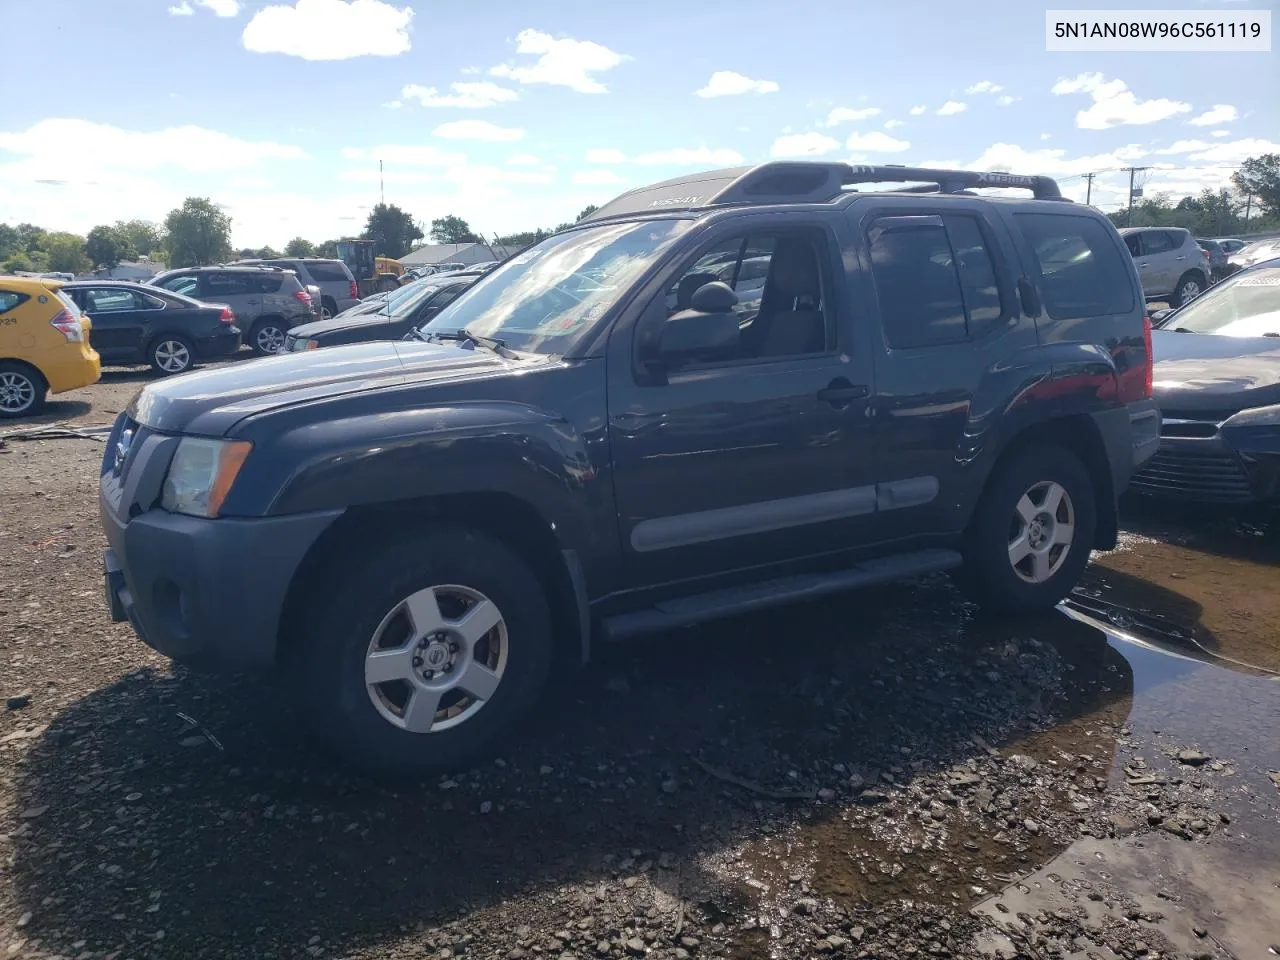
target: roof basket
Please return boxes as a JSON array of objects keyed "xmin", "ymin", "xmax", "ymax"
[{"xmin": 582, "ymin": 161, "xmax": 1067, "ymax": 222}]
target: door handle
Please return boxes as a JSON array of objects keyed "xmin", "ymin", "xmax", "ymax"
[
  {"xmin": 1174, "ymin": 256, "xmax": 1186, "ymax": 261},
  {"xmin": 817, "ymin": 379, "xmax": 869, "ymax": 406}
]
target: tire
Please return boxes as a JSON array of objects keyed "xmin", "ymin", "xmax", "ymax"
[
  {"xmin": 148, "ymin": 335, "xmax": 195, "ymax": 376},
  {"xmin": 956, "ymin": 444, "xmax": 1096, "ymax": 615},
  {"xmin": 320, "ymin": 297, "xmax": 337, "ymax": 321},
  {"xmin": 1169, "ymin": 272, "xmax": 1205, "ymax": 308},
  {"xmin": 250, "ymin": 319, "xmax": 287, "ymax": 356},
  {"xmin": 0, "ymin": 361, "xmax": 47, "ymax": 419},
  {"xmin": 293, "ymin": 525, "xmax": 553, "ymax": 782}
]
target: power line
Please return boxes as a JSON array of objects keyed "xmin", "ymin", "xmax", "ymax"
[{"xmin": 1122, "ymin": 166, "xmax": 1151, "ymax": 226}]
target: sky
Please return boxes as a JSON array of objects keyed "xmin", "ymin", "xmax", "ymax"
[{"xmin": 1, "ymin": 0, "xmax": 1277, "ymax": 248}]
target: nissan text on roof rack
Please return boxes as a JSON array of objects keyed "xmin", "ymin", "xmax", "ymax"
[{"xmin": 99, "ymin": 161, "xmax": 1160, "ymax": 780}]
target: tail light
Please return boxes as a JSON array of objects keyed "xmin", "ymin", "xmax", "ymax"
[
  {"xmin": 293, "ymin": 290, "xmax": 312, "ymax": 306},
  {"xmin": 49, "ymin": 309, "xmax": 83, "ymax": 342},
  {"xmin": 349, "ymin": 280, "xmax": 359, "ymax": 299},
  {"xmin": 1115, "ymin": 315, "xmax": 1154, "ymax": 403},
  {"xmin": 1142, "ymin": 314, "xmax": 1153, "ymax": 399},
  {"xmin": 218, "ymin": 307, "xmax": 236, "ymax": 324}
]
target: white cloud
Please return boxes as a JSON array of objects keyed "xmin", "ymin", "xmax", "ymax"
[
  {"xmin": 997, "ymin": 95, "xmax": 1018, "ymax": 106},
  {"xmin": 197, "ymin": 0, "xmax": 241, "ymax": 14},
  {"xmin": 909, "ymin": 105, "xmax": 927, "ymax": 116},
  {"xmin": 1211, "ymin": 129, "xmax": 1230, "ymax": 138},
  {"xmin": 770, "ymin": 132, "xmax": 842, "ymax": 158},
  {"xmin": 965, "ymin": 80, "xmax": 1003, "ymax": 94},
  {"xmin": 242, "ymin": 0, "xmax": 412, "ymax": 61},
  {"xmin": 1189, "ymin": 104, "xmax": 1239, "ymax": 127},
  {"xmin": 845, "ymin": 131, "xmax": 910, "ymax": 153},
  {"xmin": 884, "ymin": 119, "xmax": 905, "ymax": 129},
  {"xmin": 695, "ymin": 71, "xmax": 779, "ymax": 98},
  {"xmin": 1040, "ymin": 133, "xmax": 1052, "ymax": 140},
  {"xmin": 572, "ymin": 169, "xmax": 624, "ymax": 186},
  {"xmin": 1180, "ymin": 137, "xmax": 1280, "ymax": 165},
  {"xmin": 490, "ymin": 29, "xmax": 625, "ymax": 94},
  {"xmin": 506, "ymin": 153, "xmax": 540, "ymax": 166},
  {"xmin": 937, "ymin": 101, "xmax": 967, "ymax": 116},
  {"xmin": 347, "ymin": 144, "xmax": 467, "ymax": 166},
  {"xmin": 969, "ymin": 141, "xmax": 1148, "ymax": 177},
  {"xmin": 822, "ymin": 106, "xmax": 881, "ymax": 126},
  {"xmin": 585, "ymin": 148, "xmax": 628, "ymax": 164},
  {"xmin": 0, "ymin": 119, "xmax": 305, "ymax": 176},
  {"xmin": 1051, "ymin": 72, "xmax": 1191, "ymax": 129},
  {"xmin": 1155, "ymin": 139, "xmax": 1212, "ymax": 155},
  {"xmin": 168, "ymin": 2, "xmax": 194, "ymax": 14},
  {"xmin": 632, "ymin": 146, "xmax": 745, "ymax": 166},
  {"xmin": 401, "ymin": 81, "xmax": 518, "ymax": 109},
  {"xmin": 432, "ymin": 120, "xmax": 523, "ymax": 142}
]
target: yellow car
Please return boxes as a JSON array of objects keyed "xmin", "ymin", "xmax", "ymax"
[{"xmin": 0, "ymin": 276, "xmax": 101, "ymax": 418}]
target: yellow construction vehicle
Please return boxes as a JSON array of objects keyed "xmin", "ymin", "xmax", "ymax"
[{"xmin": 336, "ymin": 240, "xmax": 406, "ymax": 298}]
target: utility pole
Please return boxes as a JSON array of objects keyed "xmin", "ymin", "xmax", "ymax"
[
  {"xmin": 1083, "ymin": 172, "xmax": 1095, "ymax": 206},
  {"xmin": 379, "ymin": 160, "xmax": 385, "ymax": 207},
  {"xmin": 1244, "ymin": 191, "xmax": 1253, "ymax": 228},
  {"xmin": 1123, "ymin": 166, "xmax": 1150, "ymax": 226}
]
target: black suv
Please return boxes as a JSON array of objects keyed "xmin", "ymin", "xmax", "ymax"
[{"xmin": 100, "ymin": 162, "xmax": 1159, "ymax": 779}]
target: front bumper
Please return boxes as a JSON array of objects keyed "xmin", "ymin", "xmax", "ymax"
[
  {"xmin": 99, "ymin": 417, "xmax": 341, "ymax": 669},
  {"xmin": 1130, "ymin": 424, "xmax": 1280, "ymax": 505}
]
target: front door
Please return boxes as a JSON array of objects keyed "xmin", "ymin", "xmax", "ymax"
[
  {"xmin": 606, "ymin": 217, "xmax": 877, "ymax": 587},
  {"xmin": 75, "ymin": 287, "xmax": 155, "ymax": 360}
]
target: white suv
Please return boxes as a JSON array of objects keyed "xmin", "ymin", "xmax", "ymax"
[{"xmin": 1119, "ymin": 227, "xmax": 1209, "ymax": 306}]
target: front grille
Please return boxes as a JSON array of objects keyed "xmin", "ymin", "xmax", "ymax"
[
  {"xmin": 1160, "ymin": 418, "xmax": 1220, "ymax": 439},
  {"xmin": 1130, "ymin": 444, "xmax": 1255, "ymax": 503}
]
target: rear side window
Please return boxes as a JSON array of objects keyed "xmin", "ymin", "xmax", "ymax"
[
  {"xmin": 202, "ymin": 272, "xmax": 254, "ymax": 297},
  {"xmin": 0, "ymin": 291, "xmax": 26, "ymax": 314},
  {"xmin": 1015, "ymin": 214, "xmax": 1135, "ymax": 320},
  {"xmin": 300, "ymin": 260, "xmax": 352, "ymax": 282},
  {"xmin": 254, "ymin": 275, "xmax": 284, "ymax": 293},
  {"xmin": 157, "ymin": 274, "xmax": 200, "ymax": 296},
  {"xmin": 866, "ymin": 214, "xmax": 1004, "ymax": 348}
]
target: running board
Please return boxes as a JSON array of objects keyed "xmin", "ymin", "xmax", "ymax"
[{"xmin": 599, "ymin": 548, "xmax": 962, "ymax": 641}]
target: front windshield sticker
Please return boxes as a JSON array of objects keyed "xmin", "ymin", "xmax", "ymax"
[{"xmin": 1237, "ymin": 276, "xmax": 1280, "ymax": 286}]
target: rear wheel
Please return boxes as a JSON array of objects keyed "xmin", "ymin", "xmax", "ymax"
[
  {"xmin": 148, "ymin": 335, "xmax": 195, "ymax": 375},
  {"xmin": 320, "ymin": 297, "xmax": 337, "ymax": 321},
  {"xmin": 250, "ymin": 319, "xmax": 287, "ymax": 355},
  {"xmin": 1169, "ymin": 272, "xmax": 1204, "ymax": 308},
  {"xmin": 0, "ymin": 362, "xmax": 46, "ymax": 419},
  {"xmin": 956, "ymin": 444, "xmax": 1096, "ymax": 615},
  {"xmin": 292, "ymin": 525, "xmax": 553, "ymax": 782}
]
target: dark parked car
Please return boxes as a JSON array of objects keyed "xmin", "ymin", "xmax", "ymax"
[
  {"xmin": 100, "ymin": 162, "xmax": 1158, "ymax": 779},
  {"xmin": 1131, "ymin": 257, "xmax": 1280, "ymax": 506},
  {"xmin": 284, "ymin": 276, "xmax": 475, "ymax": 351},
  {"xmin": 1196, "ymin": 238, "xmax": 1235, "ymax": 283},
  {"xmin": 148, "ymin": 266, "xmax": 315, "ymax": 356},
  {"xmin": 61, "ymin": 281, "xmax": 240, "ymax": 375}
]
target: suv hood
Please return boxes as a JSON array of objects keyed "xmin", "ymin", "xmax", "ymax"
[
  {"xmin": 130, "ymin": 340, "xmax": 519, "ymax": 436},
  {"xmin": 1151, "ymin": 329, "xmax": 1280, "ymax": 417}
]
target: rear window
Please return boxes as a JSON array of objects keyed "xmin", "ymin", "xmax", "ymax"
[
  {"xmin": 1015, "ymin": 214, "xmax": 1135, "ymax": 320},
  {"xmin": 299, "ymin": 260, "xmax": 351, "ymax": 282}
]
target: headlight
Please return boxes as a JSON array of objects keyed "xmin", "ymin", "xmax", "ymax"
[
  {"xmin": 1223, "ymin": 404, "xmax": 1280, "ymax": 428},
  {"xmin": 292, "ymin": 338, "xmax": 319, "ymax": 352},
  {"xmin": 161, "ymin": 438, "xmax": 252, "ymax": 517}
]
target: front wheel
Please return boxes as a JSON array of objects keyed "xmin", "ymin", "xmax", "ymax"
[
  {"xmin": 293, "ymin": 526, "xmax": 553, "ymax": 781},
  {"xmin": 250, "ymin": 320, "xmax": 287, "ymax": 355},
  {"xmin": 956, "ymin": 444, "xmax": 1096, "ymax": 615}
]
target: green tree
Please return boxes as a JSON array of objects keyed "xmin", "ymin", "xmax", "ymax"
[
  {"xmin": 0, "ymin": 223, "xmax": 20, "ymax": 259},
  {"xmin": 86, "ymin": 225, "xmax": 134, "ymax": 275},
  {"xmin": 115, "ymin": 219, "xmax": 163, "ymax": 259},
  {"xmin": 428, "ymin": 214, "xmax": 478, "ymax": 246},
  {"xmin": 364, "ymin": 203, "xmax": 424, "ymax": 258},
  {"xmin": 16, "ymin": 223, "xmax": 47, "ymax": 254},
  {"xmin": 44, "ymin": 232, "xmax": 91, "ymax": 274},
  {"xmin": 2, "ymin": 252, "xmax": 35, "ymax": 274},
  {"xmin": 285, "ymin": 237, "xmax": 316, "ymax": 257},
  {"xmin": 164, "ymin": 198, "xmax": 233, "ymax": 268},
  {"xmin": 255, "ymin": 245, "xmax": 281, "ymax": 259},
  {"xmin": 576, "ymin": 204, "xmax": 599, "ymax": 222},
  {"xmin": 1233, "ymin": 154, "xmax": 1280, "ymax": 217}
]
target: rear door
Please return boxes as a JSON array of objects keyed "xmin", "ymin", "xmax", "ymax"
[
  {"xmin": 1139, "ymin": 230, "xmax": 1178, "ymax": 296},
  {"xmin": 198, "ymin": 272, "xmax": 259, "ymax": 322},
  {"xmin": 848, "ymin": 198, "xmax": 1033, "ymax": 539}
]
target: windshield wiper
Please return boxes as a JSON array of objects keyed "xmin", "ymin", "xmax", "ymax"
[
  {"xmin": 429, "ymin": 328, "xmax": 514, "ymax": 357},
  {"xmin": 404, "ymin": 325, "xmax": 428, "ymax": 342},
  {"xmin": 1171, "ymin": 327, "xmax": 1197, "ymax": 333}
]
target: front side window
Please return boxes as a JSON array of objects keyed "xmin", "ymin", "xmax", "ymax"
[
  {"xmin": 659, "ymin": 230, "xmax": 830, "ymax": 360},
  {"xmin": 422, "ymin": 219, "xmax": 692, "ymax": 354},
  {"xmin": 1015, "ymin": 213, "xmax": 1135, "ymax": 320},
  {"xmin": 1143, "ymin": 231, "xmax": 1174, "ymax": 255},
  {"xmin": 83, "ymin": 288, "xmax": 142, "ymax": 312}
]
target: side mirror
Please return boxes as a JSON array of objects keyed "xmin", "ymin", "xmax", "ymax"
[
  {"xmin": 1150, "ymin": 307, "xmax": 1171, "ymax": 323},
  {"xmin": 657, "ymin": 310, "xmax": 740, "ymax": 364},
  {"xmin": 689, "ymin": 280, "xmax": 737, "ymax": 314}
]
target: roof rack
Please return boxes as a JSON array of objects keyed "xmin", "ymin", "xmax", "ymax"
[{"xmin": 582, "ymin": 161, "xmax": 1067, "ymax": 222}]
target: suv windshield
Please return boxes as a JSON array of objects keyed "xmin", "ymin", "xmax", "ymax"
[
  {"xmin": 1165, "ymin": 266, "xmax": 1280, "ymax": 336},
  {"xmin": 420, "ymin": 219, "xmax": 691, "ymax": 353}
]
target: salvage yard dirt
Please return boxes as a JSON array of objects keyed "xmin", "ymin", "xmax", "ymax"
[{"xmin": 3, "ymin": 366, "xmax": 1279, "ymax": 960}]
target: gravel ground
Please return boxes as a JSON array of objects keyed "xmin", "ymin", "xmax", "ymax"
[{"xmin": 2, "ymin": 364, "xmax": 1278, "ymax": 960}]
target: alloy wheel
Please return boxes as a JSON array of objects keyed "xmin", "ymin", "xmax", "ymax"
[
  {"xmin": 1007, "ymin": 480, "xmax": 1075, "ymax": 584},
  {"xmin": 364, "ymin": 583, "xmax": 508, "ymax": 734},
  {"xmin": 153, "ymin": 340, "xmax": 191, "ymax": 373},
  {"xmin": 256, "ymin": 325, "xmax": 286, "ymax": 353},
  {"xmin": 0, "ymin": 371, "xmax": 36, "ymax": 414}
]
